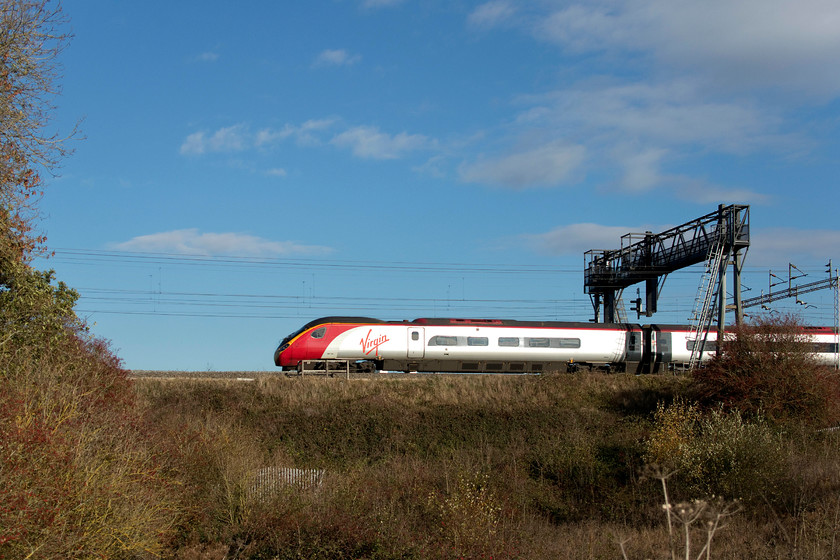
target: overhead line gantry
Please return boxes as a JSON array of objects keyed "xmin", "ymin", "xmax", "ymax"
[{"xmin": 584, "ymin": 205, "xmax": 751, "ymax": 354}]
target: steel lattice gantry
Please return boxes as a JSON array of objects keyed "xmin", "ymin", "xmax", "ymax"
[{"xmin": 584, "ymin": 204, "xmax": 750, "ymax": 330}]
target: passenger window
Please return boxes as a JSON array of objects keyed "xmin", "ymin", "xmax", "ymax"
[
  {"xmin": 311, "ymin": 327, "xmax": 326, "ymax": 339},
  {"xmin": 558, "ymin": 338, "xmax": 581, "ymax": 348},
  {"xmin": 467, "ymin": 337, "xmax": 488, "ymax": 346},
  {"xmin": 498, "ymin": 337, "xmax": 519, "ymax": 347},
  {"xmin": 527, "ymin": 338, "xmax": 550, "ymax": 348},
  {"xmin": 429, "ymin": 336, "xmax": 459, "ymax": 346}
]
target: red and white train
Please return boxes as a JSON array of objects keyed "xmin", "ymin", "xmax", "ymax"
[{"xmin": 274, "ymin": 316, "xmax": 839, "ymax": 374}]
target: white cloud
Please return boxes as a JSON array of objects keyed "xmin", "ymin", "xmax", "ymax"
[
  {"xmin": 535, "ymin": 5, "xmax": 625, "ymax": 53},
  {"xmin": 499, "ymin": 80, "xmax": 797, "ymax": 195},
  {"xmin": 295, "ymin": 118, "xmax": 340, "ymax": 145},
  {"xmin": 468, "ymin": 1, "xmax": 517, "ymax": 29},
  {"xmin": 615, "ymin": 147, "xmax": 667, "ymax": 192},
  {"xmin": 523, "ymin": 223, "xmax": 657, "ymax": 256},
  {"xmin": 746, "ymin": 228, "xmax": 840, "ymax": 267},
  {"xmin": 179, "ymin": 124, "xmax": 249, "ymax": 155},
  {"xmin": 672, "ymin": 179, "xmax": 769, "ymax": 206},
  {"xmin": 362, "ymin": 0, "xmax": 403, "ymax": 8},
  {"xmin": 112, "ymin": 229, "xmax": 332, "ymax": 257},
  {"xmin": 266, "ymin": 168, "xmax": 287, "ymax": 177},
  {"xmin": 255, "ymin": 119, "xmax": 339, "ymax": 148},
  {"xmin": 313, "ymin": 49, "xmax": 362, "ymax": 67},
  {"xmin": 183, "ymin": 119, "xmax": 341, "ymax": 156},
  {"xmin": 181, "ymin": 121, "xmax": 432, "ymax": 164},
  {"xmin": 255, "ymin": 126, "xmax": 294, "ymax": 147},
  {"xmin": 179, "ymin": 132, "xmax": 207, "ymax": 155},
  {"xmin": 459, "ymin": 141, "xmax": 585, "ymax": 189},
  {"xmin": 609, "ymin": 145, "xmax": 770, "ymax": 202},
  {"xmin": 331, "ymin": 126, "xmax": 432, "ymax": 159},
  {"xmin": 458, "ymin": 1, "xmax": 828, "ymax": 198},
  {"xmin": 532, "ymin": 0, "xmax": 840, "ymax": 97},
  {"xmin": 194, "ymin": 51, "xmax": 219, "ymax": 63},
  {"xmin": 520, "ymin": 81, "xmax": 789, "ymax": 154}
]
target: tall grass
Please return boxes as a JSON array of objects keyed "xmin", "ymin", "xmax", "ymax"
[{"xmin": 133, "ymin": 369, "xmax": 840, "ymax": 559}]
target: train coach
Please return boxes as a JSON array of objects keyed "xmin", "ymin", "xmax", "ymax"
[{"xmin": 273, "ymin": 316, "xmax": 738, "ymax": 374}]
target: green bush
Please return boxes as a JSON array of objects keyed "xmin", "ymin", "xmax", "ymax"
[
  {"xmin": 645, "ymin": 400, "xmax": 786, "ymax": 505},
  {"xmin": 680, "ymin": 408, "xmax": 785, "ymax": 501}
]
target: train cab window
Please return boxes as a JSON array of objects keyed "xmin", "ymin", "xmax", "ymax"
[
  {"xmin": 467, "ymin": 337, "xmax": 488, "ymax": 346},
  {"xmin": 311, "ymin": 327, "xmax": 326, "ymax": 339},
  {"xmin": 429, "ymin": 335, "xmax": 459, "ymax": 346},
  {"xmin": 527, "ymin": 338, "xmax": 550, "ymax": 348},
  {"xmin": 498, "ymin": 337, "xmax": 520, "ymax": 347}
]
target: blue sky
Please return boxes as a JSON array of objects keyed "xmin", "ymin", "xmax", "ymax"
[{"xmin": 34, "ymin": 0, "xmax": 840, "ymax": 371}]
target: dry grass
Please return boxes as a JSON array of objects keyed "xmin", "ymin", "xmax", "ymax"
[
  {"xmin": 8, "ymin": 358, "xmax": 838, "ymax": 559},
  {"xmin": 129, "ymin": 371, "xmax": 837, "ymax": 559}
]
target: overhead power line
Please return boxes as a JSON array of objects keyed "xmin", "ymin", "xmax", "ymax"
[{"xmin": 49, "ymin": 248, "xmax": 578, "ymax": 275}]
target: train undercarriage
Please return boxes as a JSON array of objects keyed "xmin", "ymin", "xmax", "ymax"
[{"xmin": 284, "ymin": 358, "xmax": 628, "ymax": 376}]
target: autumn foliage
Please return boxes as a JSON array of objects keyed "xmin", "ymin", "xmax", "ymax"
[
  {"xmin": 0, "ymin": 2, "xmax": 178, "ymax": 557},
  {"xmin": 690, "ymin": 315, "xmax": 840, "ymax": 427}
]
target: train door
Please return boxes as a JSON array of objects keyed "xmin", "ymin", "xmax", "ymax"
[
  {"xmin": 408, "ymin": 327, "xmax": 425, "ymax": 359},
  {"xmin": 654, "ymin": 330, "xmax": 672, "ymax": 372},
  {"xmin": 643, "ymin": 327, "xmax": 656, "ymax": 373},
  {"xmin": 625, "ymin": 326, "xmax": 643, "ymax": 373}
]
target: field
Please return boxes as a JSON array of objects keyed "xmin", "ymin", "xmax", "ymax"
[{"xmin": 134, "ymin": 370, "xmax": 840, "ymax": 559}]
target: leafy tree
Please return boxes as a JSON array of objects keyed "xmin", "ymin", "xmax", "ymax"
[
  {"xmin": 0, "ymin": 0, "xmax": 80, "ymax": 350},
  {"xmin": 0, "ymin": 3, "xmax": 180, "ymax": 556}
]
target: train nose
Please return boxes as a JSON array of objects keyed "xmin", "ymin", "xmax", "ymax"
[{"xmin": 274, "ymin": 343, "xmax": 289, "ymax": 366}]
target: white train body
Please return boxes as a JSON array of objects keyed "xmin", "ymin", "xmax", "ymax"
[{"xmin": 274, "ymin": 317, "xmax": 736, "ymax": 374}]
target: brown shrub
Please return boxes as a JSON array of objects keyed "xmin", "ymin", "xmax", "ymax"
[
  {"xmin": 0, "ymin": 331, "xmax": 178, "ymax": 558},
  {"xmin": 691, "ymin": 315, "xmax": 840, "ymax": 427}
]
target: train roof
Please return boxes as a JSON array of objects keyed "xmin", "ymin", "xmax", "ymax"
[
  {"xmin": 298, "ymin": 316, "xmax": 385, "ymax": 329},
  {"xmin": 409, "ymin": 318, "xmax": 638, "ymax": 329}
]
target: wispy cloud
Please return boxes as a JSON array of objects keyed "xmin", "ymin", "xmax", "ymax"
[
  {"xmin": 531, "ymin": 0, "xmax": 840, "ymax": 97},
  {"xmin": 522, "ymin": 223, "xmax": 660, "ymax": 256},
  {"xmin": 468, "ymin": 1, "xmax": 517, "ymax": 29},
  {"xmin": 671, "ymin": 178, "xmax": 768, "ymax": 206},
  {"xmin": 460, "ymin": 77, "xmax": 795, "ymax": 195},
  {"xmin": 181, "ymin": 120, "xmax": 434, "ymax": 164},
  {"xmin": 455, "ymin": 0, "xmax": 837, "ymax": 200},
  {"xmin": 112, "ymin": 229, "xmax": 333, "ymax": 257},
  {"xmin": 518, "ymin": 81, "xmax": 791, "ymax": 155},
  {"xmin": 330, "ymin": 126, "xmax": 432, "ymax": 159},
  {"xmin": 180, "ymin": 124, "xmax": 249, "ymax": 155},
  {"xmin": 313, "ymin": 49, "xmax": 362, "ymax": 67},
  {"xmin": 747, "ymin": 228, "xmax": 840, "ymax": 267},
  {"xmin": 194, "ymin": 51, "xmax": 219, "ymax": 63},
  {"xmin": 362, "ymin": 0, "xmax": 403, "ymax": 8},
  {"xmin": 256, "ymin": 119, "xmax": 339, "ymax": 148},
  {"xmin": 181, "ymin": 119, "xmax": 340, "ymax": 156},
  {"xmin": 459, "ymin": 141, "xmax": 585, "ymax": 189},
  {"xmin": 522, "ymin": 222, "xmax": 838, "ymax": 272}
]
